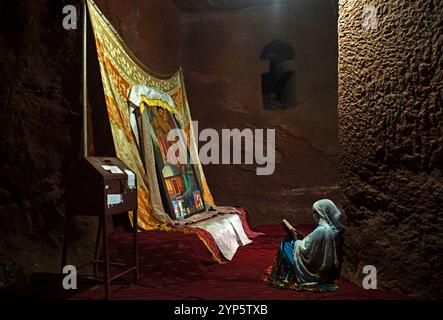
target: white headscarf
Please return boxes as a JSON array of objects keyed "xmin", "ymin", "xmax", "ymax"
[
  {"xmin": 313, "ymin": 199, "xmax": 343, "ymax": 232},
  {"xmin": 294, "ymin": 199, "xmax": 343, "ymax": 284}
]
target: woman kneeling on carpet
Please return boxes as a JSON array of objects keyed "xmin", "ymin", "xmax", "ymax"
[{"xmin": 263, "ymin": 199, "xmax": 344, "ymax": 292}]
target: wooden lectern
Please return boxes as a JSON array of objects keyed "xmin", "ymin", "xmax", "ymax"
[{"xmin": 61, "ymin": 156, "xmax": 139, "ymax": 299}]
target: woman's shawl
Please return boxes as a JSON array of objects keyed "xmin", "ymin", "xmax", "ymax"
[{"xmin": 293, "ymin": 199, "xmax": 343, "ymax": 285}]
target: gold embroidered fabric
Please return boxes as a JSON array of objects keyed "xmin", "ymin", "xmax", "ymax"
[{"xmin": 87, "ymin": 0, "xmax": 215, "ymax": 230}]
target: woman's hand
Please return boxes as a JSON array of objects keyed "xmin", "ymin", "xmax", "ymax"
[
  {"xmin": 289, "ymin": 228, "xmax": 298, "ymax": 240},
  {"xmin": 291, "ymin": 228, "xmax": 305, "ymax": 240}
]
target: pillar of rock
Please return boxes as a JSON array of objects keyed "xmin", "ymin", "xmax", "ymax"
[{"xmin": 338, "ymin": 0, "xmax": 443, "ymax": 298}]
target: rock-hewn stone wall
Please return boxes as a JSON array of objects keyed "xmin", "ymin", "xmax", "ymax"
[
  {"xmin": 0, "ymin": 0, "xmax": 182, "ymax": 292},
  {"xmin": 181, "ymin": 0, "xmax": 340, "ymax": 226},
  {"xmin": 338, "ymin": 0, "xmax": 443, "ymax": 298},
  {"xmin": 0, "ymin": 0, "xmax": 88, "ymax": 287}
]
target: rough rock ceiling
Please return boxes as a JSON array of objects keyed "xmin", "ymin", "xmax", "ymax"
[{"xmin": 171, "ymin": 0, "xmax": 297, "ymax": 13}]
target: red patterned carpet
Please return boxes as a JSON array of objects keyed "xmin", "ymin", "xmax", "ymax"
[{"xmin": 71, "ymin": 224, "xmax": 410, "ymax": 300}]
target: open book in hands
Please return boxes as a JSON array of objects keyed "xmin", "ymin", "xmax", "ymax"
[{"xmin": 282, "ymin": 219, "xmax": 305, "ymax": 240}]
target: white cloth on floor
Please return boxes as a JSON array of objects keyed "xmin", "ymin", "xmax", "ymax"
[{"xmin": 190, "ymin": 213, "xmax": 252, "ymax": 260}]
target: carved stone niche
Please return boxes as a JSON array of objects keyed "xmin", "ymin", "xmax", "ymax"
[{"xmin": 260, "ymin": 40, "xmax": 295, "ymax": 110}]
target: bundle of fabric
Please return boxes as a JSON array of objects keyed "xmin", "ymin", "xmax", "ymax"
[{"xmin": 87, "ymin": 0, "xmax": 261, "ymax": 263}]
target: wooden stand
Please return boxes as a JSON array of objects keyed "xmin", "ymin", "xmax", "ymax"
[{"xmin": 61, "ymin": 157, "xmax": 139, "ymax": 300}]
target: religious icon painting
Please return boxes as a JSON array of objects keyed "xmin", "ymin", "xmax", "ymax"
[
  {"xmin": 193, "ymin": 191, "xmax": 204, "ymax": 210},
  {"xmin": 143, "ymin": 101, "xmax": 206, "ymax": 220}
]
